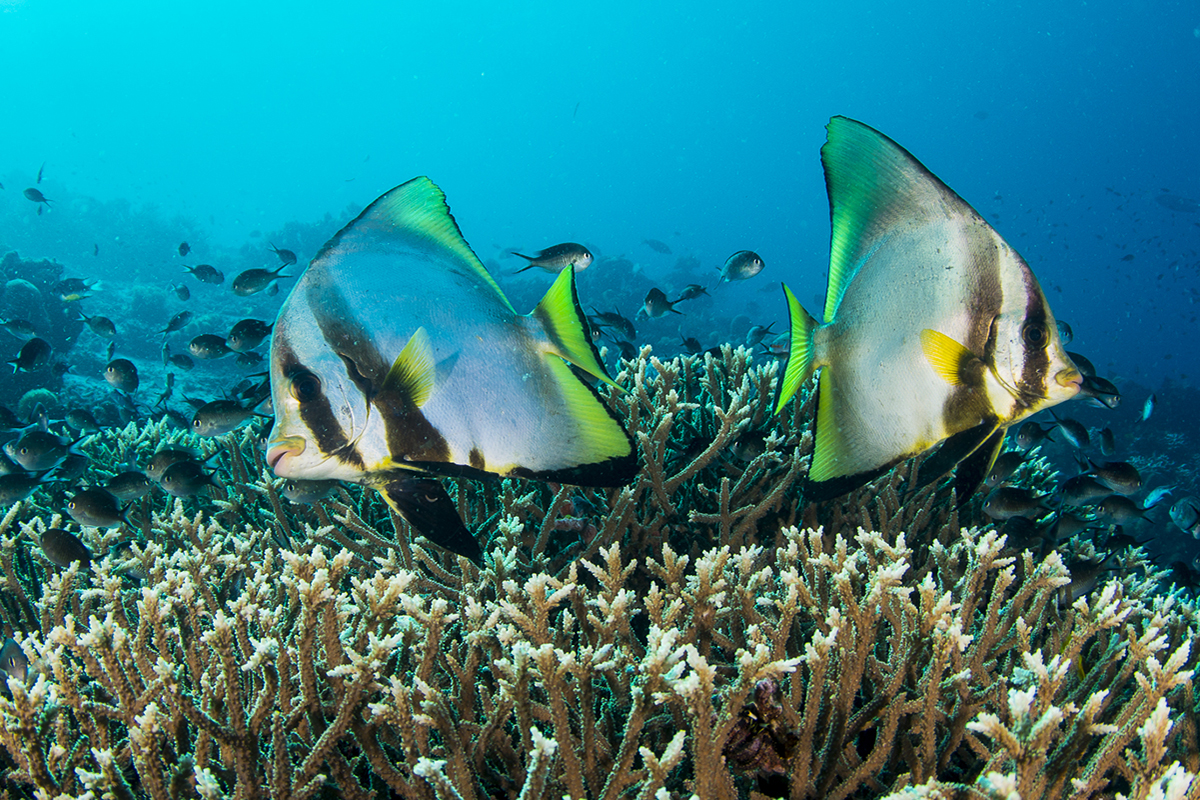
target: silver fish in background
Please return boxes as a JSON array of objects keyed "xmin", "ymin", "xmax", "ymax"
[
  {"xmin": 774, "ymin": 116, "xmax": 1081, "ymax": 501},
  {"xmin": 266, "ymin": 177, "xmax": 635, "ymax": 563},
  {"xmin": 511, "ymin": 242, "xmax": 593, "ymax": 274}
]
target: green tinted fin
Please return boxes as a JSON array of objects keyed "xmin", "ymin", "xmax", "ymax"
[
  {"xmin": 315, "ymin": 176, "xmax": 513, "ymax": 312},
  {"xmin": 532, "ymin": 267, "xmax": 621, "ymax": 390},
  {"xmin": 920, "ymin": 329, "xmax": 978, "ymax": 386},
  {"xmin": 821, "ymin": 116, "xmax": 963, "ymax": 322},
  {"xmin": 380, "ymin": 327, "xmax": 435, "ymax": 408},
  {"xmin": 774, "ymin": 283, "xmax": 818, "ymax": 414},
  {"xmin": 810, "ymin": 369, "xmax": 844, "ymax": 482}
]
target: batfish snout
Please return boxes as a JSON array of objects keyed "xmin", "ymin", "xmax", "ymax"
[{"xmin": 267, "ymin": 435, "xmax": 307, "ymax": 476}]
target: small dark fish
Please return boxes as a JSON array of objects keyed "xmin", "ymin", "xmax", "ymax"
[
  {"xmin": 744, "ymin": 323, "xmax": 776, "ymax": 347},
  {"xmin": 675, "ymin": 284, "xmax": 709, "ymax": 302},
  {"xmin": 105, "ymin": 340, "xmax": 116, "ymax": 363},
  {"xmin": 235, "ymin": 351, "xmax": 263, "ymax": 368},
  {"xmin": 4, "ymin": 431, "xmax": 77, "ymax": 471},
  {"xmin": 983, "ymin": 487, "xmax": 1051, "ymax": 520},
  {"xmin": 231, "ymin": 265, "xmax": 290, "ymax": 296},
  {"xmin": 590, "ymin": 308, "xmax": 636, "ymax": 341},
  {"xmin": 614, "ymin": 340, "xmax": 638, "ymax": 361},
  {"xmin": 1099, "ymin": 427, "xmax": 1116, "ymax": 456},
  {"xmin": 93, "ymin": 244, "xmax": 99, "ymax": 256},
  {"xmin": 1050, "ymin": 412, "xmax": 1089, "ymax": 449},
  {"xmin": 156, "ymin": 372, "xmax": 175, "ymax": 407},
  {"xmin": 983, "ymin": 450, "xmax": 1025, "ymax": 489},
  {"xmin": 56, "ymin": 278, "xmax": 97, "ymax": 296},
  {"xmin": 720, "ymin": 250, "xmax": 764, "ymax": 282},
  {"xmin": 281, "ymin": 478, "xmax": 340, "ymax": 504},
  {"xmin": 169, "ymin": 353, "xmax": 196, "ymax": 371},
  {"xmin": 1086, "ymin": 460, "xmax": 1142, "ymax": 495},
  {"xmin": 730, "ymin": 429, "xmax": 768, "ymax": 462},
  {"xmin": 106, "ymin": 471, "xmax": 153, "ymax": 502},
  {"xmin": 1120, "ymin": 254, "xmax": 1135, "ymax": 262},
  {"xmin": 36, "ymin": 162, "xmax": 45, "ymax": 183},
  {"xmin": 1170, "ymin": 497, "xmax": 1200, "ymax": 536},
  {"xmin": 184, "ymin": 264, "xmax": 224, "ymax": 285},
  {"xmin": 512, "ymin": 243, "xmax": 593, "ymax": 274},
  {"xmin": 1014, "ymin": 420, "xmax": 1053, "ymax": 451},
  {"xmin": 643, "ymin": 238, "xmax": 672, "ymax": 254},
  {"xmin": 8, "ymin": 337, "xmax": 52, "ymax": 373},
  {"xmin": 0, "ymin": 473, "xmax": 45, "ymax": 504},
  {"xmin": 190, "ymin": 334, "xmax": 232, "ymax": 360},
  {"xmin": 178, "ymin": 242, "xmax": 191, "ymax": 256},
  {"xmin": 191, "ymin": 399, "xmax": 262, "ymax": 437},
  {"xmin": 53, "ymin": 453, "xmax": 90, "ymax": 483},
  {"xmin": 80, "ymin": 312, "xmax": 116, "ymax": 339},
  {"xmin": 1065, "ymin": 352, "xmax": 1095, "ymax": 377},
  {"xmin": 23, "ymin": 187, "xmax": 51, "ymax": 212},
  {"xmin": 40, "ymin": 528, "xmax": 92, "ymax": 568},
  {"xmin": 1079, "ymin": 375, "xmax": 1120, "ymax": 409},
  {"xmin": 105, "ymin": 359, "xmax": 139, "ymax": 393},
  {"xmin": 161, "ymin": 310, "xmax": 194, "ymax": 335},
  {"xmin": 1097, "ymin": 495, "xmax": 1149, "ymax": 524},
  {"xmin": 66, "ymin": 487, "xmax": 127, "ymax": 528},
  {"xmin": 1056, "ymin": 320, "xmax": 1073, "ymax": 345},
  {"xmin": 228, "ymin": 319, "xmax": 273, "ymax": 353},
  {"xmin": 159, "ymin": 460, "xmax": 220, "ymax": 498},
  {"xmin": 1, "ymin": 318, "xmax": 36, "ymax": 340},
  {"xmin": 1060, "ymin": 475, "xmax": 1111, "ymax": 506},
  {"xmin": 65, "ymin": 408, "xmax": 102, "ymax": 433},
  {"xmin": 267, "ymin": 282, "xmax": 280, "ymax": 297},
  {"xmin": 0, "ymin": 638, "xmax": 28, "ymax": 682},
  {"xmin": 681, "ymin": 336, "xmax": 703, "ymax": 355},
  {"xmin": 269, "ymin": 243, "xmax": 297, "ymax": 266},
  {"xmin": 1139, "ymin": 393, "xmax": 1155, "ymax": 423},
  {"xmin": 146, "ymin": 447, "xmax": 196, "ymax": 482},
  {"xmin": 172, "ymin": 283, "xmax": 191, "ymax": 301},
  {"xmin": 642, "ymin": 288, "xmax": 682, "ymax": 318},
  {"xmin": 1048, "ymin": 511, "xmax": 1095, "ymax": 541}
]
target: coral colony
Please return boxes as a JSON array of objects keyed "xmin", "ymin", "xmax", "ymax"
[{"xmin": 0, "ymin": 347, "xmax": 1196, "ymax": 799}]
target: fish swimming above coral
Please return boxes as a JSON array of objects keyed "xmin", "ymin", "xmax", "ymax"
[
  {"xmin": 267, "ymin": 177, "xmax": 636, "ymax": 562},
  {"xmin": 774, "ymin": 116, "xmax": 1081, "ymax": 501}
]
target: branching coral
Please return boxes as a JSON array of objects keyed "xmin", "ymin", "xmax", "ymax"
[{"xmin": 0, "ymin": 347, "xmax": 1195, "ymax": 800}]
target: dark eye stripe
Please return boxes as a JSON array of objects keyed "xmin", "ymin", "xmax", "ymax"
[{"xmin": 274, "ymin": 339, "xmax": 364, "ymax": 470}]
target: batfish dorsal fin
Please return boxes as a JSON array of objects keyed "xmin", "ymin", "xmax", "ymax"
[
  {"xmin": 822, "ymin": 116, "xmax": 973, "ymax": 323},
  {"xmin": 315, "ymin": 176, "xmax": 513, "ymax": 312},
  {"xmin": 532, "ymin": 266, "xmax": 621, "ymax": 390},
  {"xmin": 380, "ymin": 327, "xmax": 435, "ymax": 408}
]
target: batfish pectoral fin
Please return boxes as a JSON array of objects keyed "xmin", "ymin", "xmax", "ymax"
[
  {"xmin": 920, "ymin": 329, "xmax": 982, "ymax": 386},
  {"xmin": 952, "ymin": 426, "xmax": 1006, "ymax": 506},
  {"xmin": 377, "ymin": 475, "xmax": 484, "ymax": 565},
  {"xmin": 913, "ymin": 420, "xmax": 1001, "ymax": 493},
  {"xmin": 379, "ymin": 327, "xmax": 435, "ymax": 408},
  {"xmin": 774, "ymin": 283, "xmax": 819, "ymax": 414},
  {"xmin": 532, "ymin": 266, "xmax": 622, "ymax": 391}
]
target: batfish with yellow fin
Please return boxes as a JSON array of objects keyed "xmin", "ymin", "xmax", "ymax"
[
  {"xmin": 267, "ymin": 177, "xmax": 636, "ymax": 563},
  {"xmin": 774, "ymin": 116, "xmax": 1081, "ymax": 501}
]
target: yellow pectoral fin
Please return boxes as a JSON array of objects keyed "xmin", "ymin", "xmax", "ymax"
[
  {"xmin": 920, "ymin": 329, "xmax": 979, "ymax": 386},
  {"xmin": 381, "ymin": 327, "xmax": 435, "ymax": 408}
]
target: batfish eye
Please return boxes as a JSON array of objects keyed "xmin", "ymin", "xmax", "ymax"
[
  {"xmin": 1022, "ymin": 323, "xmax": 1045, "ymax": 347},
  {"xmin": 290, "ymin": 371, "xmax": 323, "ymax": 403}
]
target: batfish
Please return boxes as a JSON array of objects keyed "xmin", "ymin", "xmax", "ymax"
[
  {"xmin": 775, "ymin": 117, "xmax": 1081, "ymax": 501},
  {"xmin": 267, "ymin": 177, "xmax": 635, "ymax": 562}
]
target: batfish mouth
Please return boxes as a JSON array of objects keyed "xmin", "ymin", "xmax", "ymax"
[
  {"xmin": 266, "ymin": 436, "xmax": 307, "ymax": 473},
  {"xmin": 1055, "ymin": 367, "xmax": 1083, "ymax": 393}
]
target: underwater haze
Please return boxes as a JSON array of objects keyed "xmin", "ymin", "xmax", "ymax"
[{"xmin": 1, "ymin": 0, "xmax": 1198, "ymax": 384}]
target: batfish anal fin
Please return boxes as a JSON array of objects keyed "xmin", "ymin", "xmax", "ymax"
[
  {"xmin": 952, "ymin": 426, "xmax": 1006, "ymax": 506},
  {"xmin": 914, "ymin": 420, "xmax": 1001, "ymax": 491},
  {"xmin": 379, "ymin": 327, "xmax": 435, "ymax": 408},
  {"xmin": 920, "ymin": 329, "xmax": 983, "ymax": 386},
  {"xmin": 774, "ymin": 283, "xmax": 819, "ymax": 414},
  {"xmin": 313, "ymin": 176, "xmax": 513, "ymax": 312},
  {"xmin": 532, "ymin": 266, "xmax": 621, "ymax": 391},
  {"xmin": 378, "ymin": 476, "xmax": 483, "ymax": 565}
]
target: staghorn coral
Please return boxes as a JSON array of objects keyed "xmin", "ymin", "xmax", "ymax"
[{"xmin": 0, "ymin": 347, "xmax": 1196, "ymax": 799}]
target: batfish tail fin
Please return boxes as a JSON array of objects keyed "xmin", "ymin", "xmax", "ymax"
[
  {"xmin": 378, "ymin": 476, "xmax": 483, "ymax": 565},
  {"xmin": 774, "ymin": 283, "xmax": 818, "ymax": 414}
]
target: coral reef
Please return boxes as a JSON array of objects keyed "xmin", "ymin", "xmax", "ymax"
[{"xmin": 0, "ymin": 348, "xmax": 1197, "ymax": 799}]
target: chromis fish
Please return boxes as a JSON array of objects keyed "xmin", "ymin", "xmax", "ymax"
[
  {"xmin": 80, "ymin": 312, "xmax": 116, "ymax": 339},
  {"xmin": 23, "ymin": 187, "xmax": 50, "ymax": 214},
  {"xmin": 228, "ymin": 319, "xmax": 273, "ymax": 352},
  {"xmin": 8, "ymin": 337, "xmax": 52, "ymax": 372},
  {"xmin": 105, "ymin": 358, "xmax": 139, "ymax": 393},
  {"xmin": 184, "ymin": 264, "xmax": 224, "ymax": 284},
  {"xmin": 231, "ymin": 265, "xmax": 291, "ymax": 296},
  {"xmin": 40, "ymin": 528, "xmax": 92, "ymax": 568},
  {"xmin": 511, "ymin": 243, "xmax": 593, "ymax": 274},
  {"xmin": 0, "ymin": 638, "xmax": 27, "ymax": 682},
  {"xmin": 270, "ymin": 243, "xmax": 298, "ymax": 266},
  {"xmin": 641, "ymin": 288, "xmax": 682, "ymax": 318},
  {"xmin": 773, "ymin": 117, "xmax": 1081, "ymax": 500},
  {"xmin": 720, "ymin": 250, "xmax": 765, "ymax": 282},
  {"xmin": 676, "ymin": 284, "xmax": 709, "ymax": 302},
  {"xmin": 189, "ymin": 334, "xmax": 232, "ymax": 360},
  {"xmin": 266, "ymin": 177, "xmax": 635, "ymax": 563}
]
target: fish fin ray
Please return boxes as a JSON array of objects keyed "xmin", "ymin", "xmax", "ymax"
[
  {"xmin": 380, "ymin": 327, "xmax": 435, "ymax": 408},
  {"xmin": 774, "ymin": 283, "xmax": 818, "ymax": 414},
  {"xmin": 532, "ymin": 267, "xmax": 621, "ymax": 390}
]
